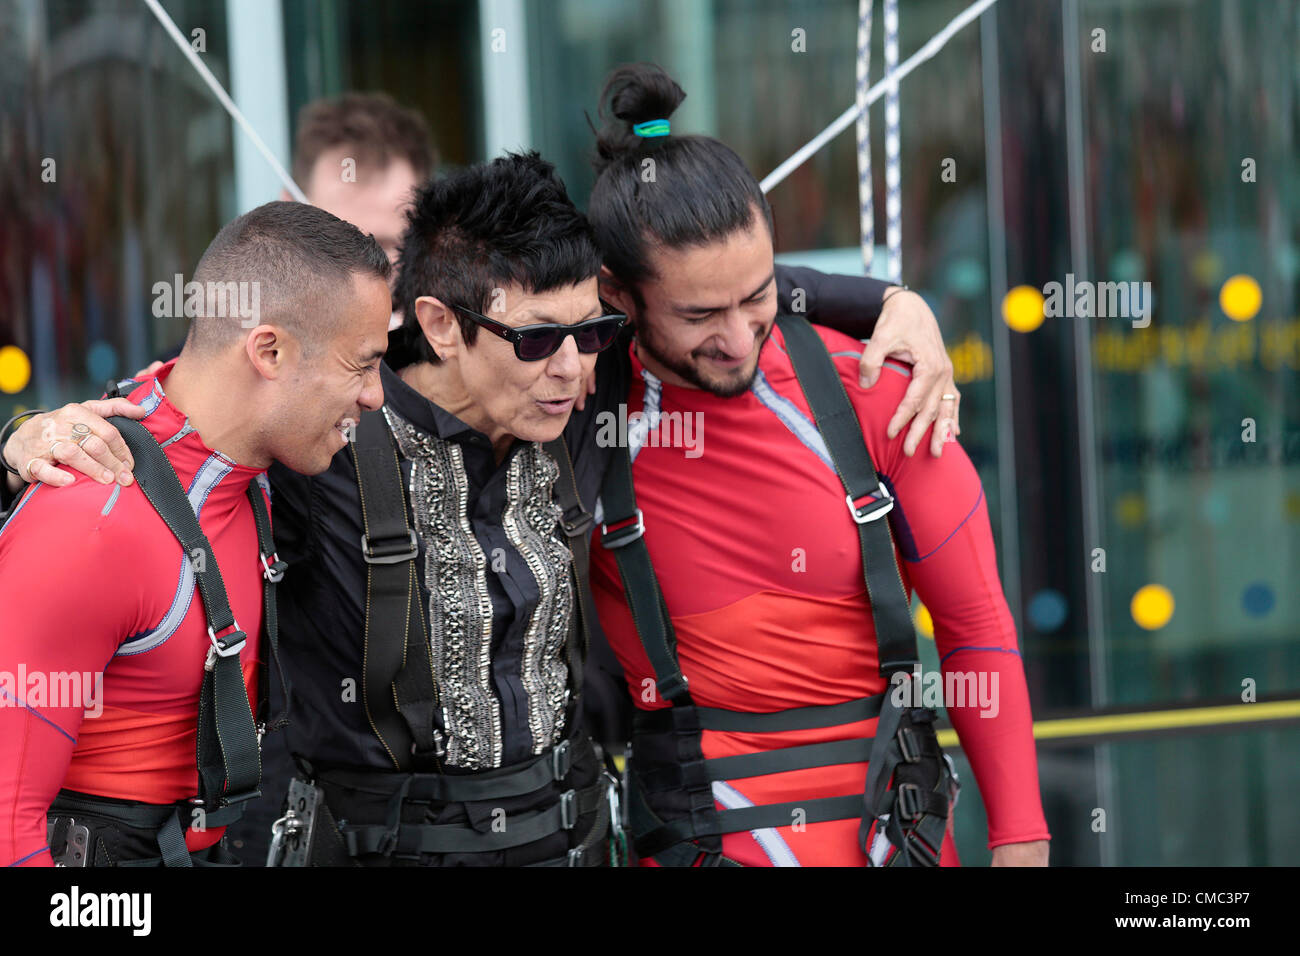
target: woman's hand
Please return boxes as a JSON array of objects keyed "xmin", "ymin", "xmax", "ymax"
[
  {"xmin": 2, "ymin": 400, "xmax": 145, "ymax": 490},
  {"xmin": 858, "ymin": 288, "xmax": 961, "ymax": 458}
]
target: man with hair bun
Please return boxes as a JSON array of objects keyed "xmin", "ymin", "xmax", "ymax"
[{"xmin": 585, "ymin": 63, "xmax": 1050, "ymax": 867}]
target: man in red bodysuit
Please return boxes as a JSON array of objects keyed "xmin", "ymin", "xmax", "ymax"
[
  {"xmin": 0, "ymin": 201, "xmax": 392, "ymax": 866},
  {"xmin": 585, "ymin": 64, "xmax": 1050, "ymax": 866}
]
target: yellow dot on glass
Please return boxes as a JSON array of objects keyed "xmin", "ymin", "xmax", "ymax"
[
  {"xmin": 1219, "ymin": 275, "xmax": 1261, "ymax": 322},
  {"xmin": 1002, "ymin": 285, "xmax": 1046, "ymax": 333},
  {"xmin": 1116, "ymin": 492, "xmax": 1146, "ymax": 528},
  {"xmin": 1131, "ymin": 584, "xmax": 1174, "ymax": 631},
  {"xmin": 0, "ymin": 346, "xmax": 32, "ymax": 394},
  {"xmin": 914, "ymin": 602, "xmax": 934, "ymax": 639},
  {"xmin": 1285, "ymin": 493, "xmax": 1300, "ymax": 522},
  {"xmin": 1191, "ymin": 251, "xmax": 1221, "ymax": 287}
]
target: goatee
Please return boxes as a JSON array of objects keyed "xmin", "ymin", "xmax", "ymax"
[{"xmin": 635, "ymin": 324, "xmax": 770, "ymax": 398}]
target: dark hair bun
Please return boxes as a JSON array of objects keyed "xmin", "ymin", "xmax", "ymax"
[{"xmin": 593, "ymin": 63, "xmax": 686, "ymax": 175}]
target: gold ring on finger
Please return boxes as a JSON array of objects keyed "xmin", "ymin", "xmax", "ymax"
[{"xmin": 71, "ymin": 423, "xmax": 93, "ymax": 447}]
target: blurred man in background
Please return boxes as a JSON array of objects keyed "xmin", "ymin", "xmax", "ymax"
[{"xmin": 289, "ymin": 92, "xmax": 436, "ymax": 272}]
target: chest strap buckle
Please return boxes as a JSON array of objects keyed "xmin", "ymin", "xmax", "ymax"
[
  {"xmin": 847, "ymin": 487, "xmax": 894, "ymax": 524},
  {"xmin": 205, "ymin": 624, "xmax": 246, "ymax": 670},
  {"xmin": 601, "ymin": 509, "xmax": 645, "ymax": 549},
  {"xmin": 361, "ymin": 530, "xmax": 419, "ymax": 564}
]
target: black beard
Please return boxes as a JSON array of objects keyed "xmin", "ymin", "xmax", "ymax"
[{"xmin": 635, "ymin": 322, "xmax": 770, "ymax": 398}]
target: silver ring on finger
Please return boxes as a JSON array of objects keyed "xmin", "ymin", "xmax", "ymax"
[
  {"xmin": 48, "ymin": 440, "xmax": 63, "ymax": 456},
  {"xmin": 941, "ymin": 393, "xmax": 957, "ymax": 402},
  {"xmin": 71, "ymin": 423, "xmax": 92, "ymax": 447}
]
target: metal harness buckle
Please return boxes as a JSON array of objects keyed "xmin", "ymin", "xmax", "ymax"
[
  {"xmin": 600, "ymin": 509, "xmax": 645, "ymax": 548},
  {"xmin": 360, "ymin": 529, "xmax": 419, "ymax": 565},
  {"xmin": 897, "ymin": 726, "xmax": 921, "ymax": 763},
  {"xmin": 895, "ymin": 783, "xmax": 923, "ymax": 821},
  {"xmin": 846, "ymin": 485, "xmax": 894, "ymax": 524},
  {"xmin": 260, "ymin": 552, "xmax": 287, "ymax": 583},
  {"xmin": 205, "ymin": 623, "xmax": 246, "ymax": 670},
  {"xmin": 559, "ymin": 789, "xmax": 577, "ymax": 830},
  {"xmin": 48, "ymin": 818, "xmax": 90, "ymax": 867},
  {"xmin": 562, "ymin": 509, "xmax": 595, "ymax": 539},
  {"xmin": 551, "ymin": 739, "xmax": 572, "ymax": 781}
]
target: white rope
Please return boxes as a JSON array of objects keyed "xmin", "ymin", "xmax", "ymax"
[
  {"xmin": 759, "ymin": 0, "xmax": 1001, "ymax": 195},
  {"xmin": 140, "ymin": 0, "xmax": 308, "ymax": 202},
  {"xmin": 855, "ymin": 0, "xmax": 873, "ymax": 274},
  {"xmin": 883, "ymin": 0, "xmax": 901, "ymax": 283}
]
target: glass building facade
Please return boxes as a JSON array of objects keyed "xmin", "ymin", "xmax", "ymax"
[{"xmin": 1, "ymin": 0, "xmax": 1296, "ymax": 865}]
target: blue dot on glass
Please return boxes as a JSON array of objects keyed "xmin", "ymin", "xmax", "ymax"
[
  {"xmin": 1242, "ymin": 583, "xmax": 1274, "ymax": 618},
  {"xmin": 86, "ymin": 341, "xmax": 118, "ymax": 383},
  {"xmin": 1027, "ymin": 589, "xmax": 1068, "ymax": 632},
  {"xmin": 946, "ymin": 258, "xmax": 985, "ymax": 299}
]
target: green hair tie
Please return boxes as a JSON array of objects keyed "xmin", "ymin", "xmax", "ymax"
[{"xmin": 632, "ymin": 119, "xmax": 670, "ymax": 137}]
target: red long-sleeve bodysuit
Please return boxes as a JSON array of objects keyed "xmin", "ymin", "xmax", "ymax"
[
  {"xmin": 589, "ymin": 323, "xmax": 1051, "ymax": 866},
  {"xmin": 0, "ymin": 364, "xmax": 264, "ymax": 866}
]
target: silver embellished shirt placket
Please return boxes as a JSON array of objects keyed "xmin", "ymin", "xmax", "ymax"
[
  {"xmin": 384, "ymin": 405, "xmax": 501, "ymax": 770},
  {"xmin": 382, "ymin": 406, "xmax": 573, "ymax": 769},
  {"xmin": 501, "ymin": 444, "xmax": 573, "ymax": 754}
]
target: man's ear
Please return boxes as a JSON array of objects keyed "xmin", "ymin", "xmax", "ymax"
[
  {"xmin": 245, "ymin": 326, "xmax": 290, "ymax": 379},
  {"xmin": 598, "ymin": 266, "xmax": 636, "ymax": 319},
  {"xmin": 415, "ymin": 296, "xmax": 459, "ymax": 360}
]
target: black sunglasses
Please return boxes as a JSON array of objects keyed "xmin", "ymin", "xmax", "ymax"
[{"xmin": 452, "ymin": 306, "xmax": 628, "ymax": 361}]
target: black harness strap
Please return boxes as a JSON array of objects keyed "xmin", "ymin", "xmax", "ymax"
[
  {"xmin": 599, "ymin": 419, "xmax": 722, "ymax": 860},
  {"xmin": 105, "ymin": 416, "xmax": 269, "ymax": 862},
  {"xmin": 637, "ymin": 736, "xmax": 876, "ymax": 793},
  {"xmin": 318, "ymin": 736, "xmax": 578, "ymax": 803},
  {"xmin": 543, "ymin": 436, "xmax": 593, "ymax": 722},
  {"xmin": 776, "ymin": 315, "xmax": 953, "ymax": 866},
  {"xmin": 693, "ymin": 694, "xmax": 884, "ymax": 733},
  {"xmin": 351, "ymin": 409, "xmax": 440, "ymax": 772},
  {"xmin": 598, "ymin": 441, "xmax": 691, "ymax": 706},
  {"xmin": 341, "ymin": 777, "xmax": 606, "ymax": 857},
  {"xmin": 315, "ymin": 720, "xmax": 609, "ymax": 866},
  {"xmin": 776, "ymin": 315, "xmax": 916, "ymax": 676},
  {"xmin": 634, "ymin": 794, "xmax": 865, "ymax": 859},
  {"xmin": 248, "ymin": 478, "xmax": 290, "ymax": 733}
]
